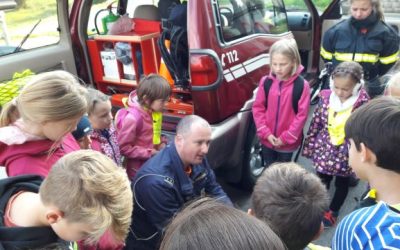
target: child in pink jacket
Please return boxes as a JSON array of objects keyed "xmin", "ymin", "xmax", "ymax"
[
  {"xmin": 252, "ymin": 39, "xmax": 310, "ymax": 168},
  {"xmin": 116, "ymin": 74, "xmax": 171, "ymax": 180},
  {"xmin": 0, "ymin": 71, "xmax": 86, "ymax": 177}
]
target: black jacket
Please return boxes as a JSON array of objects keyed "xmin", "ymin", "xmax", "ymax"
[
  {"xmin": 0, "ymin": 175, "xmax": 70, "ymax": 250},
  {"xmin": 321, "ymin": 12, "xmax": 399, "ymax": 80},
  {"xmin": 158, "ymin": 0, "xmax": 180, "ymax": 19}
]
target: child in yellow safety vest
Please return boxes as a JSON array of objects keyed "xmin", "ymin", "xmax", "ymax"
[
  {"xmin": 302, "ymin": 62, "xmax": 369, "ymax": 227},
  {"xmin": 116, "ymin": 74, "xmax": 171, "ymax": 180}
]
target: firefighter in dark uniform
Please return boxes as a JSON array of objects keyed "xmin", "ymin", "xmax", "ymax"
[{"xmin": 321, "ymin": 0, "xmax": 399, "ymax": 98}]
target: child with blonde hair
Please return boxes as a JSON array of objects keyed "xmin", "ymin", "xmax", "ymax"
[
  {"xmin": 0, "ymin": 150, "xmax": 133, "ymax": 250},
  {"xmin": 116, "ymin": 74, "xmax": 171, "ymax": 179},
  {"xmin": 252, "ymin": 38, "xmax": 311, "ymax": 168},
  {"xmin": 86, "ymin": 88, "xmax": 122, "ymax": 166},
  {"xmin": 0, "ymin": 70, "xmax": 87, "ymax": 177},
  {"xmin": 303, "ymin": 61, "xmax": 369, "ymax": 227}
]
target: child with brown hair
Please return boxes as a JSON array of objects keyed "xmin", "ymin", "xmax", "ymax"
[
  {"xmin": 251, "ymin": 162, "xmax": 329, "ymax": 250},
  {"xmin": 0, "ymin": 150, "xmax": 133, "ymax": 250},
  {"xmin": 303, "ymin": 61, "xmax": 369, "ymax": 227},
  {"xmin": 332, "ymin": 97, "xmax": 400, "ymax": 249},
  {"xmin": 160, "ymin": 197, "xmax": 286, "ymax": 250},
  {"xmin": 116, "ymin": 74, "xmax": 171, "ymax": 179}
]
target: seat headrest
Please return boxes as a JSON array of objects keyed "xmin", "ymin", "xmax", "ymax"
[{"xmin": 133, "ymin": 5, "xmax": 161, "ymax": 21}]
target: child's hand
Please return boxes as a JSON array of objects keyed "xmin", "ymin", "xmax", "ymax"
[
  {"xmin": 151, "ymin": 149, "xmax": 159, "ymax": 156},
  {"xmin": 267, "ymin": 135, "xmax": 279, "ymax": 146},
  {"xmin": 275, "ymin": 138, "xmax": 284, "ymax": 147},
  {"xmin": 154, "ymin": 143, "xmax": 166, "ymax": 151}
]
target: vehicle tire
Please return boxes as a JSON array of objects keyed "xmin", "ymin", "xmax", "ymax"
[{"xmin": 240, "ymin": 119, "xmax": 264, "ymax": 191}]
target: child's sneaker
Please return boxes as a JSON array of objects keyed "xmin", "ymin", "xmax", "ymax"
[{"xmin": 323, "ymin": 210, "xmax": 338, "ymax": 228}]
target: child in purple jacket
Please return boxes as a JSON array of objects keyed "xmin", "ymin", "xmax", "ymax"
[
  {"xmin": 303, "ymin": 61, "xmax": 369, "ymax": 227},
  {"xmin": 86, "ymin": 88, "xmax": 122, "ymax": 166}
]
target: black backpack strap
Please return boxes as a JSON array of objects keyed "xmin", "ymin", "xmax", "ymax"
[
  {"xmin": 263, "ymin": 76, "xmax": 304, "ymax": 113},
  {"xmin": 292, "ymin": 75, "xmax": 305, "ymax": 114},
  {"xmin": 263, "ymin": 77, "xmax": 273, "ymax": 110}
]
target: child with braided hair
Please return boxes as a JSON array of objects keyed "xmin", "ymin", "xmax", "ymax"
[{"xmin": 302, "ymin": 61, "xmax": 369, "ymax": 227}]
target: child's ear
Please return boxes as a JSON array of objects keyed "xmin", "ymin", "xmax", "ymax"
[
  {"xmin": 45, "ymin": 209, "xmax": 64, "ymax": 224},
  {"xmin": 142, "ymin": 95, "xmax": 151, "ymax": 106},
  {"xmin": 312, "ymin": 222, "xmax": 325, "ymax": 240},
  {"xmin": 360, "ymin": 143, "xmax": 377, "ymax": 164},
  {"xmin": 247, "ymin": 208, "xmax": 255, "ymax": 216}
]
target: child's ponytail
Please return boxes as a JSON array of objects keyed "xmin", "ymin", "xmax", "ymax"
[{"xmin": 0, "ymin": 98, "xmax": 20, "ymax": 127}]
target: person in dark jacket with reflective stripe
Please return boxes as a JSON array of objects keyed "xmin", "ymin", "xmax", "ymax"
[
  {"xmin": 321, "ymin": 0, "xmax": 399, "ymax": 98},
  {"xmin": 125, "ymin": 115, "xmax": 232, "ymax": 250}
]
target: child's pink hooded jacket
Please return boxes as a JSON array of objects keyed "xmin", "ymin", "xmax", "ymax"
[
  {"xmin": 252, "ymin": 65, "xmax": 311, "ymax": 152},
  {"xmin": 117, "ymin": 93, "xmax": 154, "ymax": 179},
  {"xmin": 0, "ymin": 120, "xmax": 78, "ymax": 177}
]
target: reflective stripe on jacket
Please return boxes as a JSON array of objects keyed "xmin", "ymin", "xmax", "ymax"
[{"xmin": 321, "ymin": 18, "xmax": 399, "ymax": 80}]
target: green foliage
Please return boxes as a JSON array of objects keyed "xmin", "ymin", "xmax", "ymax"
[
  {"xmin": 93, "ymin": 0, "xmax": 108, "ymax": 4},
  {"xmin": 313, "ymin": 0, "xmax": 333, "ymax": 11},
  {"xmin": 2, "ymin": 0, "xmax": 59, "ymax": 44},
  {"xmin": 6, "ymin": 0, "xmax": 57, "ymax": 28},
  {"xmin": 283, "ymin": 0, "xmax": 332, "ymax": 11}
]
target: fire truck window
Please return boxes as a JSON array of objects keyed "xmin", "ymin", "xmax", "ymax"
[
  {"xmin": 87, "ymin": 1, "xmax": 116, "ymax": 36},
  {"xmin": 218, "ymin": 0, "xmax": 289, "ymax": 42},
  {"xmin": 0, "ymin": 0, "xmax": 60, "ymax": 57}
]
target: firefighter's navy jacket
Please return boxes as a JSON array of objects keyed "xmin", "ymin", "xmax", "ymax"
[
  {"xmin": 321, "ymin": 12, "xmax": 399, "ymax": 81},
  {"xmin": 125, "ymin": 142, "xmax": 232, "ymax": 250}
]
